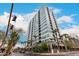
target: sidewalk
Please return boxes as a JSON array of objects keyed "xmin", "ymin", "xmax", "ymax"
[{"xmin": 26, "ymin": 51, "xmax": 79, "ymax": 56}]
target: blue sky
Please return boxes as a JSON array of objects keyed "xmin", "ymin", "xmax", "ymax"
[
  {"xmin": 0, "ymin": 3, "xmax": 79, "ymax": 42},
  {"xmin": 0, "ymin": 3, "xmax": 79, "ymax": 24},
  {"xmin": 0, "ymin": 3, "xmax": 79, "ymax": 15}
]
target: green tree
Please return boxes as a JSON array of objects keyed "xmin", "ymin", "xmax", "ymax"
[
  {"xmin": 32, "ymin": 42, "xmax": 48, "ymax": 53},
  {"xmin": 10, "ymin": 30, "xmax": 19, "ymax": 46},
  {"xmin": 0, "ymin": 31, "xmax": 5, "ymax": 40},
  {"xmin": 40, "ymin": 42, "xmax": 48, "ymax": 51},
  {"xmin": 4, "ymin": 30, "xmax": 20, "ymax": 55}
]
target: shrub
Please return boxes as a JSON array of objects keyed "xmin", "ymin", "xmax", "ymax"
[{"xmin": 32, "ymin": 42, "xmax": 48, "ymax": 53}]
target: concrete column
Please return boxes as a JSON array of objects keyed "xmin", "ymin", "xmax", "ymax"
[
  {"xmin": 57, "ymin": 49, "xmax": 60, "ymax": 53},
  {"xmin": 50, "ymin": 42, "xmax": 54, "ymax": 54},
  {"xmin": 51, "ymin": 49, "xmax": 54, "ymax": 54}
]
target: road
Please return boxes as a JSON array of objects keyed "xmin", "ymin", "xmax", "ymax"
[
  {"xmin": 66, "ymin": 51, "xmax": 79, "ymax": 56},
  {"xmin": 11, "ymin": 52, "xmax": 25, "ymax": 56},
  {"xmin": 0, "ymin": 52, "xmax": 25, "ymax": 56},
  {"xmin": 70, "ymin": 53, "xmax": 79, "ymax": 56},
  {"xmin": 0, "ymin": 51, "xmax": 79, "ymax": 56},
  {"xmin": 24, "ymin": 51, "xmax": 79, "ymax": 56}
]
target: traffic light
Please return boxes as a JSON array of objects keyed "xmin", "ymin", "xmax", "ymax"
[
  {"xmin": 39, "ymin": 40, "xmax": 41, "ymax": 43},
  {"xmin": 12, "ymin": 16, "xmax": 17, "ymax": 21},
  {"xmin": 9, "ymin": 15, "xmax": 17, "ymax": 30},
  {"xmin": 10, "ymin": 24, "xmax": 14, "ymax": 30}
]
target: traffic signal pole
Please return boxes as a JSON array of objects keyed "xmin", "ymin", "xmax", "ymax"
[{"xmin": 0, "ymin": 3, "xmax": 14, "ymax": 48}]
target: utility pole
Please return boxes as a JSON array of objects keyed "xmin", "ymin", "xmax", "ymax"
[{"xmin": 0, "ymin": 3, "xmax": 14, "ymax": 48}]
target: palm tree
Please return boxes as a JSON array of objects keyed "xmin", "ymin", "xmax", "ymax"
[
  {"xmin": 0, "ymin": 31, "xmax": 5, "ymax": 40},
  {"xmin": 4, "ymin": 30, "xmax": 20, "ymax": 55}
]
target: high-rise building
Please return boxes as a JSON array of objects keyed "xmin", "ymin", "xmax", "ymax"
[{"xmin": 27, "ymin": 7, "xmax": 63, "ymax": 51}]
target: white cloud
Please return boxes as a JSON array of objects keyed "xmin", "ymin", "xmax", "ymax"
[
  {"xmin": 0, "ymin": 11, "xmax": 37, "ymax": 33},
  {"xmin": 3, "ymin": 12, "xmax": 9, "ymax": 16},
  {"xmin": 0, "ymin": 12, "xmax": 9, "ymax": 25},
  {"xmin": 70, "ymin": 14, "xmax": 78, "ymax": 17},
  {"xmin": 14, "ymin": 12, "xmax": 37, "ymax": 33},
  {"xmin": 34, "ymin": 9, "xmax": 39, "ymax": 12},
  {"xmin": 60, "ymin": 25, "xmax": 79, "ymax": 36},
  {"xmin": 49, "ymin": 7, "xmax": 61, "ymax": 14},
  {"xmin": 0, "ymin": 8, "xmax": 78, "ymax": 38},
  {"xmin": 57, "ymin": 16, "xmax": 74, "ymax": 24},
  {"xmin": 57, "ymin": 14, "xmax": 79, "ymax": 36},
  {"xmin": 53, "ymin": 8, "xmax": 61, "ymax": 14}
]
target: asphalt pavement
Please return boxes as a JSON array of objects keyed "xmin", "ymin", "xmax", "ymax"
[{"xmin": 0, "ymin": 51, "xmax": 79, "ymax": 56}]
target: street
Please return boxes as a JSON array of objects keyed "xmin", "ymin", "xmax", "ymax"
[
  {"xmin": 11, "ymin": 52, "xmax": 25, "ymax": 56},
  {"xmin": 0, "ymin": 51, "xmax": 79, "ymax": 56}
]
